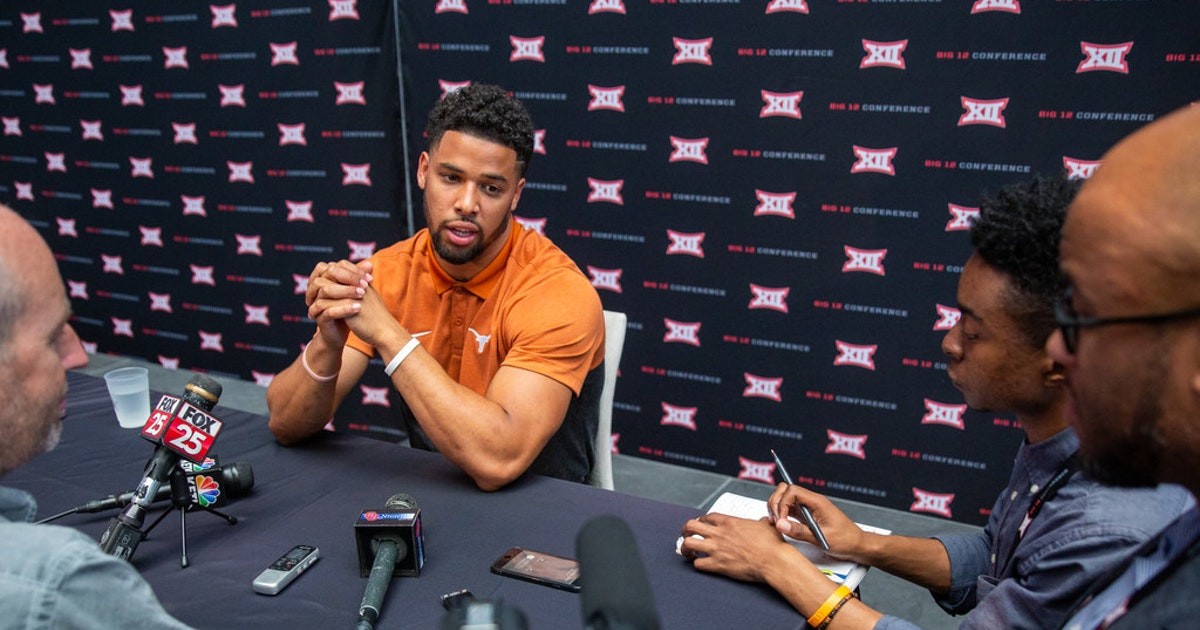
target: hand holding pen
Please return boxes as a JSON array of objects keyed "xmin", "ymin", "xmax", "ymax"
[{"xmin": 769, "ymin": 449, "xmax": 831, "ymax": 551}]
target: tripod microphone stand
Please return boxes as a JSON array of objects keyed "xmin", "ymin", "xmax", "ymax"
[{"xmin": 140, "ymin": 465, "xmax": 239, "ymax": 568}]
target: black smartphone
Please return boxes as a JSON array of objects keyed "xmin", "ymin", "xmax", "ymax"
[{"xmin": 490, "ymin": 546, "xmax": 581, "ymax": 592}]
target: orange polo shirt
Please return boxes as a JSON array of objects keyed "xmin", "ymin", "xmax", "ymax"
[{"xmin": 346, "ymin": 219, "xmax": 605, "ymax": 396}]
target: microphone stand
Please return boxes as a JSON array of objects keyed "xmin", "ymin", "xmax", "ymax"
[{"xmin": 140, "ymin": 465, "xmax": 239, "ymax": 568}]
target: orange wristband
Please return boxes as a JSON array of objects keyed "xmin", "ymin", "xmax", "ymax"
[
  {"xmin": 807, "ymin": 584, "xmax": 852, "ymax": 629},
  {"xmin": 817, "ymin": 591, "xmax": 853, "ymax": 629}
]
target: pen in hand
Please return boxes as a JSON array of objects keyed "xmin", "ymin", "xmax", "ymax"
[{"xmin": 770, "ymin": 449, "xmax": 831, "ymax": 551}]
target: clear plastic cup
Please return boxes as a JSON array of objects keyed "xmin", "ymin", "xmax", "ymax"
[{"xmin": 103, "ymin": 367, "xmax": 151, "ymax": 429}]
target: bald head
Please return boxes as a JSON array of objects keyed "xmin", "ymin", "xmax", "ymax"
[
  {"xmin": 1050, "ymin": 106, "xmax": 1200, "ymax": 492},
  {"xmin": 1070, "ymin": 106, "xmax": 1200, "ymax": 308},
  {"xmin": 0, "ymin": 204, "xmax": 90, "ymax": 476},
  {"xmin": 0, "ymin": 205, "xmax": 55, "ymax": 349},
  {"xmin": 0, "ymin": 204, "xmax": 52, "ymax": 255}
]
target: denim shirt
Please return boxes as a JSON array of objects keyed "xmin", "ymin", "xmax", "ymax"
[
  {"xmin": 1067, "ymin": 507, "xmax": 1200, "ymax": 629},
  {"xmin": 0, "ymin": 486, "xmax": 193, "ymax": 630},
  {"xmin": 875, "ymin": 428, "xmax": 1193, "ymax": 630}
]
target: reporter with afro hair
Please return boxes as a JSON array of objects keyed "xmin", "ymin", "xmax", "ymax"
[{"xmin": 679, "ymin": 175, "xmax": 1191, "ymax": 630}]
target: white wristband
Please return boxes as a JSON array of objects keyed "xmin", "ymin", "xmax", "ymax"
[{"xmin": 384, "ymin": 337, "xmax": 421, "ymax": 377}]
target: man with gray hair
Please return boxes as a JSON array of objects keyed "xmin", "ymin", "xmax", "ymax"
[{"xmin": 0, "ymin": 204, "xmax": 191, "ymax": 628}]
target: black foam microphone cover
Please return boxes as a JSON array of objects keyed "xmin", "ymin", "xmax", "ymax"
[
  {"xmin": 171, "ymin": 461, "xmax": 256, "ymax": 508},
  {"xmin": 185, "ymin": 373, "xmax": 223, "ymax": 409},
  {"xmin": 220, "ymin": 461, "xmax": 255, "ymax": 496},
  {"xmin": 576, "ymin": 515, "xmax": 660, "ymax": 630}
]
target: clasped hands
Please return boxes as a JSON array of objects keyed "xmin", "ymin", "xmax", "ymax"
[{"xmin": 305, "ymin": 259, "xmax": 399, "ymax": 349}]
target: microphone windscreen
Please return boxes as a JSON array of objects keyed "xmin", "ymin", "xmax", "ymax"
[
  {"xmin": 385, "ymin": 493, "xmax": 418, "ymax": 510},
  {"xmin": 186, "ymin": 373, "xmax": 223, "ymax": 408},
  {"xmin": 577, "ymin": 515, "xmax": 660, "ymax": 630},
  {"xmin": 220, "ymin": 462, "xmax": 255, "ymax": 498}
]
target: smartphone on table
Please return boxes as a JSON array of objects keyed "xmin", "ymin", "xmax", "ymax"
[{"xmin": 490, "ymin": 546, "xmax": 581, "ymax": 593}]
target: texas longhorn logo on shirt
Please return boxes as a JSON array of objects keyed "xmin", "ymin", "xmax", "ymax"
[{"xmin": 468, "ymin": 328, "xmax": 491, "ymax": 354}]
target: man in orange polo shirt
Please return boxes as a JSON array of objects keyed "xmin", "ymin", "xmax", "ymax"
[{"xmin": 267, "ymin": 84, "xmax": 605, "ymax": 491}]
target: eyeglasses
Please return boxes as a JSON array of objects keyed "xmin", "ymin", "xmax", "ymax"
[{"xmin": 1054, "ymin": 287, "xmax": 1200, "ymax": 354}]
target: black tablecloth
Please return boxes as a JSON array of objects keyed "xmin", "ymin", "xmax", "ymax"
[{"xmin": 4, "ymin": 372, "xmax": 800, "ymax": 628}]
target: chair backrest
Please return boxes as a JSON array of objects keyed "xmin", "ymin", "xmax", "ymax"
[{"xmin": 588, "ymin": 310, "xmax": 626, "ymax": 490}]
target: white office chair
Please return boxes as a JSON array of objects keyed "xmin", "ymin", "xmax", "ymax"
[{"xmin": 588, "ymin": 310, "xmax": 626, "ymax": 490}]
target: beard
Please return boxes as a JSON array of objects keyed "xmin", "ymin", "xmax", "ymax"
[
  {"xmin": 432, "ymin": 219, "xmax": 485, "ymax": 265},
  {"xmin": 39, "ymin": 421, "xmax": 62, "ymax": 455},
  {"xmin": 0, "ymin": 389, "xmax": 63, "ymax": 476},
  {"xmin": 1076, "ymin": 345, "xmax": 1168, "ymax": 488},
  {"xmin": 429, "ymin": 212, "xmax": 510, "ymax": 266},
  {"xmin": 1078, "ymin": 413, "xmax": 1165, "ymax": 487}
]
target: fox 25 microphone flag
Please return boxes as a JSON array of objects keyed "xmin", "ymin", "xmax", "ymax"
[{"xmin": 139, "ymin": 390, "xmax": 225, "ymax": 465}]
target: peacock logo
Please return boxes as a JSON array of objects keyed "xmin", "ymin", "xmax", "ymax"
[
  {"xmin": 192, "ymin": 475, "xmax": 222, "ymax": 507},
  {"xmin": 179, "ymin": 457, "xmax": 217, "ymax": 475}
]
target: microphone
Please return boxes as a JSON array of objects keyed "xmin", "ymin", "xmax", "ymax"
[
  {"xmin": 41, "ymin": 461, "xmax": 253, "ymax": 521},
  {"xmin": 170, "ymin": 459, "xmax": 254, "ymax": 509},
  {"xmin": 577, "ymin": 515, "xmax": 661, "ymax": 630},
  {"xmin": 99, "ymin": 374, "xmax": 225, "ymax": 560},
  {"xmin": 354, "ymin": 493, "xmax": 424, "ymax": 630}
]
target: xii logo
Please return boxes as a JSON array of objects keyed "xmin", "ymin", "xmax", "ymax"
[
  {"xmin": 861, "ymin": 40, "xmax": 907, "ymax": 69},
  {"xmin": 1078, "ymin": 41, "xmax": 1133, "ymax": 73},
  {"xmin": 660, "ymin": 402, "xmax": 698, "ymax": 430},
  {"xmin": 737, "ymin": 457, "xmax": 775, "ymax": 484},
  {"xmin": 826, "ymin": 430, "xmax": 868, "ymax": 459}
]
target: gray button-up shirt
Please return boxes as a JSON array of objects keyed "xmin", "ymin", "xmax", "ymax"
[{"xmin": 0, "ymin": 486, "xmax": 193, "ymax": 629}]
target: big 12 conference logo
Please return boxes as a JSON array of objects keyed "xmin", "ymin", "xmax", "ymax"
[
  {"xmin": 860, "ymin": 39, "xmax": 907, "ymax": 69},
  {"xmin": 1077, "ymin": 41, "xmax": 1133, "ymax": 74},
  {"xmin": 587, "ymin": 266, "xmax": 622, "ymax": 293},
  {"xmin": 910, "ymin": 488, "xmax": 954, "ymax": 518},
  {"xmin": 660, "ymin": 402, "xmax": 698, "ymax": 430},
  {"xmin": 826, "ymin": 430, "xmax": 868, "ymax": 459},
  {"xmin": 736, "ymin": 456, "xmax": 775, "ymax": 483}
]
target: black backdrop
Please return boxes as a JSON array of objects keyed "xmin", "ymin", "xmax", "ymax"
[{"xmin": 3, "ymin": 1, "xmax": 1198, "ymax": 525}]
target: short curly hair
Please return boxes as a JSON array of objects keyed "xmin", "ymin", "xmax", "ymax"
[
  {"xmin": 970, "ymin": 173, "xmax": 1080, "ymax": 347},
  {"xmin": 425, "ymin": 84, "xmax": 535, "ymax": 178}
]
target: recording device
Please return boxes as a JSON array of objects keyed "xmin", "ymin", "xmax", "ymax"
[
  {"xmin": 490, "ymin": 547, "xmax": 582, "ymax": 593},
  {"xmin": 252, "ymin": 544, "xmax": 320, "ymax": 595},
  {"xmin": 99, "ymin": 374, "xmax": 225, "ymax": 560},
  {"xmin": 36, "ymin": 460, "xmax": 253, "ymax": 524},
  {"xmin": 577, "ymin": 515, "xmax": 661, "ymax": 630},
  {"xmin": 354, "ymin": 493, "xmax": 424, "ymax": 630}
]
